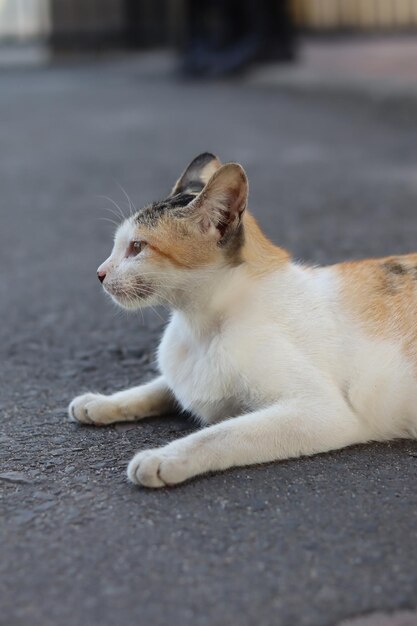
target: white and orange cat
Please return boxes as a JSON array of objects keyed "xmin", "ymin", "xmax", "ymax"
[{"xmin": 69, "ymin": 153, "xmax": 417, "ymax": 488}]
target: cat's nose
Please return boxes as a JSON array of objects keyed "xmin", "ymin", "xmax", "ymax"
[{"xmin": 97, "ymin": 270, "xmax": 106, "ymax": 283}]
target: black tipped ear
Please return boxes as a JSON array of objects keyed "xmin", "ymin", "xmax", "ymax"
[
  {"xmin": 190, "ymin": 163, "xmax": 248, "ymax": 241},
  {"xmin": 171, "ymin": 153, "xmax": 222, "ymax": 196}
]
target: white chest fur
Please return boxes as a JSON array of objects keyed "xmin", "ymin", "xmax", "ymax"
[{"xmin": 158, "ymin": 313, "xmax": 253, "ymax": 424}]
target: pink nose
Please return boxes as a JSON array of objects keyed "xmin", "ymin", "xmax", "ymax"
[{"xmin": 97, "ymin": 270, "xmax": 106, "ymax": 283}]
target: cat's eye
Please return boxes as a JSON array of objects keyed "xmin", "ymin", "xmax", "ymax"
[{"xmin": 127, "ymin": 240, "xmax": 146, "ymax": 258}]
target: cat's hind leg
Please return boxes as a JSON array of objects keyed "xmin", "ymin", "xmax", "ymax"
[{"xmin": 68, "ymin": 376, "xmax": 176, "ymax": 426}]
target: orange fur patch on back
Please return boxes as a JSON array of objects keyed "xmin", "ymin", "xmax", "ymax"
[{"xmin": 336, "ymin": 253, "xmax": 417, "ymax": 359}]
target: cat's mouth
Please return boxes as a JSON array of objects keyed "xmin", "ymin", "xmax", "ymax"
[{"xmin": 103, "ymin": 279, "xmax": 155, "ymax": 308}]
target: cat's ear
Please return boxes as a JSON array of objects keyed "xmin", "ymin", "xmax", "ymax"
[
  {"xmin": 171, "ymin": 152, "xmax": 222, "ymax": 196},
  {"xmin": 190, "ymin": 163, "xmax": 248, "ymax": 241}
]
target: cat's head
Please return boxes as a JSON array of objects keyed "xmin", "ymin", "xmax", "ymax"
[{"xmin": 97, "ymin": 153, "xmax": 249, "ymax": 309}]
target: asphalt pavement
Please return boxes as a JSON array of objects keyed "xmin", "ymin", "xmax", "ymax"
[{"xmin": 1, "ymin": 54, "xmax": 417, "ymax": 626}]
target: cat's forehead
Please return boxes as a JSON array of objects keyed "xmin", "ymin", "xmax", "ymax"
[
  {"xmin": 115, "ymin": 218, "xmax": 136, "ymax": 242},
  {"xmin": 134, "ymin": 190, "xmax": 201, "ymax": 227},
  {"xmin": 115, "ymin": 189, "xmax": 199, "ymax": 241}
]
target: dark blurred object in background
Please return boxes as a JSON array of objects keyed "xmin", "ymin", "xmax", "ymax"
[
  {"xmin": 181, "ymin": 0, "xmax": 296, "ymax": 78},
  {"xmin": 124, "ymin": 0, "xmax": 170, "ymax": 49},
  {"xmin": 48, "ymin": 0, "xmax": 296, "ymax": 70},
  {"xmin": 48, "ymin": 0, "xmax": 171, "ymax": 53}
]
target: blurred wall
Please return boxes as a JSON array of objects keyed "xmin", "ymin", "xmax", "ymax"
[
  {"xmin": 49, "ymin": 0, "xmax": 124, "ymax": 49},
  {"xmin": 0, "ymin": 0, "xmax": 50, "ymax": 40},
  {"xmin": 49, "ymin": 0, "xmax": 171, "ymax": 51},
  {"xmin": 292, "ymin": 0, "xmax": 417, "ymax": 30}
]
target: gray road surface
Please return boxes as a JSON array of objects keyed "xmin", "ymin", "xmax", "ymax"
[{"xmin": 1, "ymin": 56, "xmax": 417, "ymax": 626}]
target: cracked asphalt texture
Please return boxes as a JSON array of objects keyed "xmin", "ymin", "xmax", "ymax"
[{"xmin": 1, "ymin": 56, "xmax": 417, "ymax": 626}]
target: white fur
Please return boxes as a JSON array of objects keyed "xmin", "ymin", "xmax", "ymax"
[{"xmin": 70, "ymin": 255, "xmax": 417, "ymax": 487}]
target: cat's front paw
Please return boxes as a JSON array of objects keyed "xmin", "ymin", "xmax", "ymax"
[
  {"xmin": 127, "ymin": 446, "xmax": 192, "ymax": 488},
  {"xmin": 68, "ymin": 393, "xmax": 122, "ymax": 426}
]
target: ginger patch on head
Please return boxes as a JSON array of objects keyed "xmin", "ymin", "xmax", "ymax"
[{"xmin": 134, "ymin": 216, "xmax": 219, "ymax": 270}]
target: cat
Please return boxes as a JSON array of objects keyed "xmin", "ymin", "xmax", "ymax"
[{"xmin": 69, "ymin": 152, "xmax": 417, "ymax": 488}]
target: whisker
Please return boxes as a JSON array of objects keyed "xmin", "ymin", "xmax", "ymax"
[
  {"xmin": 100, "ymin": 205, "xmax": 124, "ymax": 221},
  {"xmin": 148, "ymin": 305, "xmax": 165, "ymax": 323},
  {"xmin": 116, "ymin": 182, "xmax": 137, "ymax": 217},
  {"xmin": 97, "ymin": 195, "xmax": 127, "ymax": 221},
  {"xmin": 97, "ymin": 216, "xmax": 120, "ymax": 227}
]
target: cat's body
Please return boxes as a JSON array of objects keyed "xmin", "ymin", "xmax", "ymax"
[
  {"xmin": 69, "ymin": 153, "xmax": 417, "ymax": 487},
  {"xmin": 160, "ymin": 257, "xmax": 417, "ymax": 437}
]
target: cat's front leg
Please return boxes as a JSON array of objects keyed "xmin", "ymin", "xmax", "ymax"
[
  {"xmin": 68, "ymin": 376, "xmax": 176, "ymax": 426},
  {"xmin": 127, "ymin": 396, "xmax": 371, "ymax": 487}
]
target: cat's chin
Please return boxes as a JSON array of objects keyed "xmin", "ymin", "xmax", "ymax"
[{"xmin": 109, "ymin": 292, "xmax": 156, "ymax": 310}]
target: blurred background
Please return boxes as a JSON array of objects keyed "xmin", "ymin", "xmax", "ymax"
[
  {"xmin": 2, "ymin": 3, "xmax": 417, "ymax": 626},
  {"xmin": 2, "ymin": 1, "xmax": 417, "ymax": 69}
]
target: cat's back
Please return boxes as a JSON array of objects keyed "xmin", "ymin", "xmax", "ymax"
[
  {"xmin": 335, "ymin": 253, "xmax": 417, "ymax": 360},
  {"xmin": 325, "ymin": 253, "xmax": 417, "ymax": 436}
]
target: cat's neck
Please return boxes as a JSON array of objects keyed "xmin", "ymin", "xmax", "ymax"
[
  {"xmin": 241, "ymin": 212, "xmax": 290, "ymax": 274},
  {"xmin": 172, "ymin": 213, "xmax": 290, "ymax": 334}
]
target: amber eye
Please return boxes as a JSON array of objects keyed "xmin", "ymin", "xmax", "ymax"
[{"xmin": 127, "ymin": 240, "xmax": 146, "ymax": 258}]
